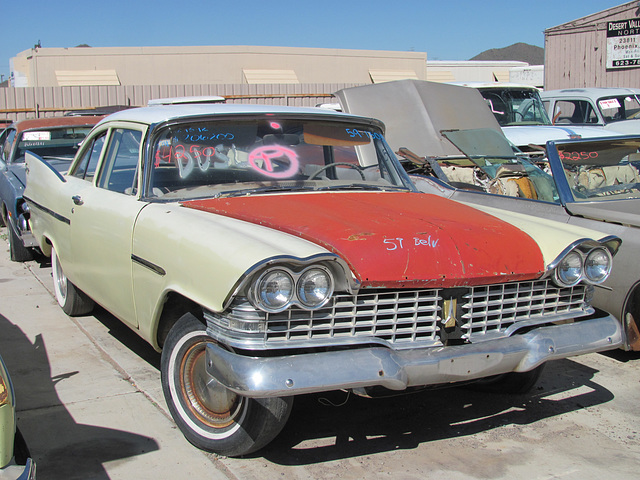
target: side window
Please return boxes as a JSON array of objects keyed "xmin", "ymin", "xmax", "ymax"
[
  {"xmin": 72, "ymin": 133, "xmax": 106, "ymax": 181},
  {"xmin": 97, "ymin": 129, "xmax": 142, "ymax": 194}
]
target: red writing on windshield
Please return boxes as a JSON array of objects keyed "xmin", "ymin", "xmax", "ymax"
[{"xmin": 559, "ymin": 151, "xmax": 599, "ymax": 162}]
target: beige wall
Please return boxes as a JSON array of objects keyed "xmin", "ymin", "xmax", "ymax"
[{"xmin": 11, "ymin": 45, "xmax": 427, "ymax": 87}]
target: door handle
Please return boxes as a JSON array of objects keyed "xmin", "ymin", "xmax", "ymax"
[{"xmin": 72, "ymin": 195, "xmax": 83, "ymax": 206}]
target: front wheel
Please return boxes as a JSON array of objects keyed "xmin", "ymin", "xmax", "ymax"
[
  {"xmin": 161, "ymin": 313, "xmax": 293, "ymax": 457},
  {"xmin": 51, "ymin": 246, "xmax": 94, "ymax": 316}
]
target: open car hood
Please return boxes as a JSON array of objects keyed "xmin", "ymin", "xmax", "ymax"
[
  {"xmin": 334, "ymin": 80, "xmax": 504, "ymax": 158},
  {"xmin": 183, "ymin": 191, "xmax": 547, "ymax": 288}
]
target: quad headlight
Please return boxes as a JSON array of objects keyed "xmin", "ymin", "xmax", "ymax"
[
  {"xmin": 553, "ymin": 246, "xmax": 612, "ymax": 287},
  {"xmin": 252, "ymin": 265, "xmax": 334, "ymax": 312}
]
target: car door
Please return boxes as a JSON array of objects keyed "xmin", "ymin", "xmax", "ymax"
[{"xmin": 68, "ymin": 125, "xmax": 148, "ymax": 328}]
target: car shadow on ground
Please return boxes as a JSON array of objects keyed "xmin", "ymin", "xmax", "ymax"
[
  {"xmin": 71, "ymin": 303, "xmax": 628, "ymax": 467},
  {"xmin": 0, "ymin": 314, "xmax": 159, "ymax": 479},
  {"xmin": 259, "ymin": 356, "xmax": 621, "ymax": 465}
]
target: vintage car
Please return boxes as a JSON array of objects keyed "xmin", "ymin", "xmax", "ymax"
[
  {"xmin": 0, "ymin": 352, "xmax": 36, "ymax": 479},
  {"xmin": 23, "ymin": 102, "xmax": 624, "ymax": 456},
  {"xmin": 541, "ymin": 88, "xmax": 640, "ymax": 134},
  {"xmin": 335, "ymin": 79, "xmax": 640, "ymax": 351},
  {"xmin": 451, "ymin": 82, "xmax": 621, "ymax": 157},
  {"xmin": 0, "ymin": 116, "xmax": 103, "ymax": 261}
]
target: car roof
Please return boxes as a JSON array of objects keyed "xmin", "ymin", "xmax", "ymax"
[
  {"xmin": 96, "ymin": 103, "xmax": 383, "ymax": 129},
  {"xmin": 11, "ymin": 115, "xmax": 105, "ymax": 135},
  {"xmin": 541, "ymin": 88, "xmax": 640, "ymax": 99}
]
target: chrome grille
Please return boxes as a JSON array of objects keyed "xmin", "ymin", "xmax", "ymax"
[
  {"xmin": 206, "ymin": 280, "xmax": 591, "ymax": 350},
  {"xmin": 265, "ymin": 289, "xmax": 441, "ymax": 347},
  {"xmin": 461, "ymin": 280, "xmax": 589, "ymax": 341}
]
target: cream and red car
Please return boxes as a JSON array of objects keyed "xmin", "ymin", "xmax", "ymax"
[{"xmin": 23, "ymin": 102, "xmax": 624, "ymax": 457}]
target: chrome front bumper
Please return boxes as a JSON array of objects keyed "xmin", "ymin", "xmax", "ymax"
[{"xmin": 206, "ymin": 313, "xmax": 624, "ymax": 398}]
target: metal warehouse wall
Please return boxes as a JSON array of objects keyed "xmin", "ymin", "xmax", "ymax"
[
  {"xmin": 545, "ymin": 2, "xmax": 640, "ymax": 89},
  {"xmin": 0, "ymin": 83, "xmax": 360, "ymax": 123}
]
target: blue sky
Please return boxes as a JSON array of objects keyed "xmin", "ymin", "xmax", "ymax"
[{"xmin": 1, "ymin": 0, "xmax": 629, "ymax": 82}]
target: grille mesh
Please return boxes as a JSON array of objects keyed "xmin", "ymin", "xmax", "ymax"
[{"xmin": 210, "ymin": 280, "xmax": 590, "ymax": 350}]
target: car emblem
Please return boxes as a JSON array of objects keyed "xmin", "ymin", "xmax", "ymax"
[{"xmin": 442, "ymin": 298, "xmax": 457, "ymax": 328}]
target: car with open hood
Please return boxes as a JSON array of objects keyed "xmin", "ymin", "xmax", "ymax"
[
  {"xmin": 335, "ymin": 79, "xmax": 640, "ymax": 351},
  {"xmin": 541, "ymin": 87, "xmax": 640, "ymax": 134},
  {"xmin": 23, "ymin": 101, "xmax": 623, "ymax": 456},
  {"xmin": 0, "ymin": 116, "xmax": 103, "ymax": 261}
]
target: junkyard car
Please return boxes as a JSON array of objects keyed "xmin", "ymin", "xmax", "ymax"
[
  {"xmin": 335, "ymin": 79, "xmax": 640, "ymax": 351},
  {"xmin": 0, "ymin": 116, "xmax": 103, "ymax": 261},
  {"xmin": 0, "ymin": 352, "xmax": 35, "ymax": 479},
  {"xmin": 541, "ymin": 87, "xmax": 640, "ymax": 134},
  {"xmin": 23, "ymin": 102, "xmax": 624, "ymax": 456},
  {"xmin": 452, "ymin": 82, "xmax": 621, "ymax": 157}
]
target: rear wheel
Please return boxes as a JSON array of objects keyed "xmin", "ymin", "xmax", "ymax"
[
  {"xmin": 8, "ymin": 225, "xmax": 33, "ymax": 262},
  {"xmin": 51, "ymin": 246, "xmax": 94, "ymax": 316},
  {"xmin": 161, "ymin": 313, "xmax": 293, "ymax": 457}
]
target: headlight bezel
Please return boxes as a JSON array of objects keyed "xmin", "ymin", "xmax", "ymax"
[
  {"xmin": 250, "ymin": 264, "xmax": 335, "ymax": 313},
  {"xmin": 551, "ymin": 242, "xmax": 614, "ymax": 288}
]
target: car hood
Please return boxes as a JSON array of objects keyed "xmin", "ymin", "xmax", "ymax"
[
  {"xmin": 566, "ymin": 199, "xmax": 640, "ymax": 228},
  {"xmin": 183, "ymin": 191, "xmax": 547, "ymax": 288},
  {"xmin": 503, "ymin": 125, "xmax": 620, "ymax": 147}
]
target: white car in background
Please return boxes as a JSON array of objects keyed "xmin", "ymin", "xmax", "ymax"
[
  {"xmin": 453, "ymin": 83, "xmax": 621, "ymax": 157},
  {"xmin": 541, "ymin": 87, "xmax": 640, "ymax": 134}
]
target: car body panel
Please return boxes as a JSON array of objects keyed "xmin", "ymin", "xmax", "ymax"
[
  {"xmin": 0, "ymin": 353, "xmax": 35, "ymax": 478},
  {"xmin": 184, "ymin": 191, "xmax": 547, "ymax": 287}
]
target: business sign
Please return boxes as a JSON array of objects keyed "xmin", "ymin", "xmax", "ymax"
[{"xmin": 607, "ymin": 18, "xmax": 640, "ymax": 69}]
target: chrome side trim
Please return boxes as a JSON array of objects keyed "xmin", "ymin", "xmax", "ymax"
[
  {"xmin": 23, "ymin": 196, "xmax": 70, "ymax": 225},
  {"xmin": 205, "ymin": 313, "xmax": 624, "ymax": 398},
  {"xmin": 131, "ymin": 254, "xmax": 166, "ymax": 276}
]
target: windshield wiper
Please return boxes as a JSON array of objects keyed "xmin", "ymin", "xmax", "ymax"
[
  {"xmin": 315, "ymin": 183, "xmax": 407, "ymax": 192},
  {"xmin": 219, "ymin": 185, "xmax": 317, "ymax": 198}
]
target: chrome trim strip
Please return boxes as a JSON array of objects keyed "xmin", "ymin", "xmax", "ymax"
[
  {"xmin": 205, "ymin": 313, "xmax": 624, "ymax": 398},
  {"xmin": 131, "ymin": 254, "xmax": 166, "ymax": 276},
  {"xmin": 23, "ymin": 195, "xmax": 70, "ymax": 225}
]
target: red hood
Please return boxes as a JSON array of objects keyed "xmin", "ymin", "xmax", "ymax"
[{"xmin": 182, "ymin": 192, "xmax": 544, "ymax": 288}]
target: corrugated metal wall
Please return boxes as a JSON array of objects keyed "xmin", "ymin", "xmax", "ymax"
[
  {"xmin": 0, "ymin": 83, "xmax": 361, "ymax": 123},
  {"xmin": 545, "ymin": 2, "xmax": 640, "ymax": 89}
]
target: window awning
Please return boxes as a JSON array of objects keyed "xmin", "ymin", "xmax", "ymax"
[
  {"xmin": 55, "ymin": 70, "xmax": 121, "ymax": 86},
  {"xmin": 243, "ymin": 69, "xmax": 299, "ymax": 84},
  {"xmin": 426, "ymin": 70, "xmax": 456, "ymax": 83},
  {"xmin": 369, "ymin": 70, "xmax": 418, "ymax": 84}
]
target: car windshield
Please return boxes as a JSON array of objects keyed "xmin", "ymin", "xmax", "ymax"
[
  {"xmin": 554, "ymin": 137, "xmax": 640, "ymax": 201},
  {"xmin": 148, "ymin": 117, "xmax": 412, "ymax": 200},
  {"xmin": 479, "ymin": 88, "xmax": 551, "ymax": 126},
  {"xmin": 431, "ymin": 128, "xmax": 560, "ymax": 202},
  {"xmin": 16, "ymin": 126, "xmax": 93, "ymax": 162},
  {"xmin": 597, "ymin": 95, "xmax": 640, "ymax": 123}
]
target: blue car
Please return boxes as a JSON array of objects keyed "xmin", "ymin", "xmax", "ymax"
[{"xmin": 0, "ymin": 116, "xmax": 102, "ymax": 261}]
